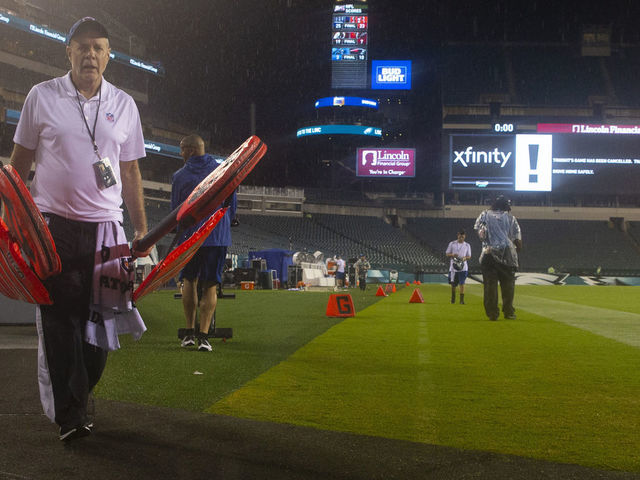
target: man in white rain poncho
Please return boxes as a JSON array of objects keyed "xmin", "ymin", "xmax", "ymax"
[{"xmin": 474, "ymin": 196, "xmax": 522, "ymax": 321}]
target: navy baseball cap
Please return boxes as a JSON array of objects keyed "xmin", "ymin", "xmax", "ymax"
[{"xmin": 66, "ymin": 17, "xmax": 109, "ymax": 45}]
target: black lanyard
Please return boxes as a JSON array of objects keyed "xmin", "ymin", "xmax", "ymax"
[{"xmin": 74, "ymin": 84, "xmax": 102, "ymax": 159}]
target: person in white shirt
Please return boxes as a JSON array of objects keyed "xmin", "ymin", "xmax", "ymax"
[
  {"xmin": 446, "ymin": 229, "xmax": 471, "ymax": 304},
  {"xmin": 335, "ymin": 254, "xmax": 346, "ymax": 288},
  {"xmin": 10, "ymin": 17, "xmax": 151, "ymax": 442}
]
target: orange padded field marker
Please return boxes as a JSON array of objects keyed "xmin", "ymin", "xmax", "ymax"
[
  {"xmin": 326, "ymin": 294, "xmax": 355, "ymax": 317},
  {"xmin": 375, "ymin": 285, "xmax": 387, "ymax": 297},
  {"xmin": 409, "ymin": 288, "xmax": 424, "ymax": 303}
]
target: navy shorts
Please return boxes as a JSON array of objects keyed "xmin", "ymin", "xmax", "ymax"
[
  {"xmin": 449, "ymin": 270, "xmax": 468, "ymax": 287},
  {"xmin": 335, "ymin": 271, "xmax": 345, "ymax": 281},
  {"xmin": 180, "ymin": 246, "xmax": 227, "ymax": 283}
]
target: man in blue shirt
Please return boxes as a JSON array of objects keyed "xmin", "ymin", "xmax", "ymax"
[{"xmin": 171, "ymin": 134, "xmax": 236, "ymax": 351}]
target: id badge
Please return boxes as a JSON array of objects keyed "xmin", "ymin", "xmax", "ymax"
[{"xmin": 93, "ymin": 157, "xmax": 118, "ymax": 189}]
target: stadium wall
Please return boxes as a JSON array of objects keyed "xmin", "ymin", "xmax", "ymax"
[
  {"xmin": 304, "ymin": 202, "xmax": 640, "ymax": 222},
  {"xmin": 410, "ymin": 205, "xmax": 640, "ymax": 222}
]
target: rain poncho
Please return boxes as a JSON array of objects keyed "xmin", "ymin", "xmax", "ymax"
[{"xmin": 474, "ymin": 209, "xmax": 521, "ymax": 268}]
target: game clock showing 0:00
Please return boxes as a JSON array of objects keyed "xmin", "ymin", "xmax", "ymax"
[{"xmin": 493, "ymin": 123, "xmax": 515, "ymax": 133}]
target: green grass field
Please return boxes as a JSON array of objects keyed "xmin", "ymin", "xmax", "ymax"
[{"xmin": 96, "ymin": 284, "xmax": 640, "ymax": 472}]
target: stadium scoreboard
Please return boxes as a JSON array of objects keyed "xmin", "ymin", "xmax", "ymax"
[
  {"xmin": 331, "ymin": 2, "xmax": 368, "ymax": 89},
  {"xmin": 448, "ymin": 123, "xmax": 640, "ymax": 194}
]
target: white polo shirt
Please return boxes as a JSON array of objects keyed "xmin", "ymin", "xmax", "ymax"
[{"xmin": 14, "ymin": 72, "xmax": 146, "ymax": 222}]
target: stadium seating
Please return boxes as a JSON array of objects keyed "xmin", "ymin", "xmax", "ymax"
[
  {"xmin": 312, "ymin": 214, "xmax": 442, "ymax": 270},
  {"xmin": 406, "ymin": 217, "xmax": 640, "ymax": 275},
  {"xmin": 441, "ymin": 45, "xmax": 509, "ymax": 105},
  {"xmin": 404, "ymin": 217, "xmax": 482, "ymax": 271},
  {"xmin": 517, "ymin": 219, "xmax": 640, "ymax": 275},
  {"xmin": 510, "ymin": 47, "xmax": 605, "ymax": 106},
  {"xmin": 123, "ymin": 200, "xmax": 640, "ymax": 276},
  {"xmin": 441, "ymin": 45, "xmax": 609, "ymax": 107}
]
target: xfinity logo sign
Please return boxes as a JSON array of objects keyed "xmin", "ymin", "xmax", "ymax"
[
  {"xmin": 371, "ymin": 60, "xmax": 412, "ymax": 90},
  {"xmin": 449, "ymin": 134, "xmax": 553, "ymax": 192},
  {"xmin": 453, "ymin": 147, "xmax": 511, "ymax": 168}
]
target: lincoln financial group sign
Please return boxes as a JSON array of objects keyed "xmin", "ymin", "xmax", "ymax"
[{"xmin": 356, "ymin": 148, "xmax": 416, "ymax": 177}]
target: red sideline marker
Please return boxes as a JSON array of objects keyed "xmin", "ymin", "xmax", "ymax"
[
  {"xmin": 133, "ymin": 208, "xmax": 227, "ymax": 301},
  {"xmin": 409, "ymin": 288, "xmax": 424, "ymax": 303},
  {"xmin": 326, "ymin": 293, "xmax": 355, "ymax": 317}
]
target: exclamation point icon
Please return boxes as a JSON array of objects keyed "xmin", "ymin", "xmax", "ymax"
[{"xmin": 528, "ymin": 144, "xmax": 539, "ymax": 183}]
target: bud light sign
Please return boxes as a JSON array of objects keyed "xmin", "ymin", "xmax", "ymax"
[
  {"xmin": 371, "ymin": 60, "xmax": 412, "ymax": 90},
  {"xmin": 357, "ymin": 148, "xmax": 416, "ymax": 177}
]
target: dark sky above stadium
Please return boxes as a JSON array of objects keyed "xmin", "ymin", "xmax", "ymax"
[{"xmin": 98, "ymin": 0, "xmax": 639, "ymax": 152}]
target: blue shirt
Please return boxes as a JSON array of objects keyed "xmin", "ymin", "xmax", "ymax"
[{"xmin": 170, "ymin": 153, "xmax": 237, "ymax": 247}]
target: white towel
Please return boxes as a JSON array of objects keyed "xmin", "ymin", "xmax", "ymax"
[{"xmin": 85, "ymin": 221, "xmax": 146, "ymax": 351}]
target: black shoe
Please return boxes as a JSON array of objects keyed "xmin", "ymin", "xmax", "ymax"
[
  {"xmin": 489, "ymin": 316, "xmax": 498, "ymax": 321},
  {"xmin": 197, "ymin": 337, "xmax": 212, "ymax": 352},
  {"xmin": 504, "ymin": 313, "xmax": 517, "ymax": 320},
  {"xmin": 59, "ymin": 425, "xmax": 91, "ymax": 442},
  {"xmin": 460, "ymin": 300, "xmax": 465, "ymax": 305}
]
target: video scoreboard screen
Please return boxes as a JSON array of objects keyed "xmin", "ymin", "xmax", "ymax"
[
  {"xmin": 331, "ymin": 3, "xmax": 368, "ymax": 89},
  {"xmin": 448, "ymin": 123, "xmax": 640, "ymax": 194}
]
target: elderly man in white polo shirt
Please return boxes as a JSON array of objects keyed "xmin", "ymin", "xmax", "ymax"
[{"xmin": 9, "ymin": 17, "xmax": 151, "ymax": 442}]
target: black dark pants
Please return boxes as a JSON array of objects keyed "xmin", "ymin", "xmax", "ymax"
[
  {"xmin": 480, "ymin": 254, "xmax": 516, "ymax": 320},
  {"xmin": 40, "ymin": 214, "xmax": 107, "ymax": 430},
  {"xmin": 358, "ymin": 276, "xmax": 367, "ymax": 291}
]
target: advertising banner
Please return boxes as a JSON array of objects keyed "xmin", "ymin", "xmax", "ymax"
[
  {"xmin": 357, "ymin": 148, "xmax": 415, "ymax": 177},
  {"xmin": 371, "ymin": 60, "xmax": 412, "ymax": 90},
  {"xmin": 449, "ymin": 130, "xmax": 640, "ymax": 193}
]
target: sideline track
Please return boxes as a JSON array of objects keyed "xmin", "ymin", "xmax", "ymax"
[{"xmin": 516, "ymin": 294, "xmax": 640, "ymax": 348}]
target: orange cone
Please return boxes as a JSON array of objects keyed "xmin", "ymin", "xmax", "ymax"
[
  {"xmin": 392, "ymin": 284, "xmax": 397, "ymax": 293},
  {"xmin": 376, "ymin": 285, "xmax": 387, "ymax": 297},
  {"xmin": 326, "ymin": 293, "xmax": 356, "ymax": 317},
  {"xmin": 405, "ymin": 281, "xmax": 410, "ymax": 287},
  {"xmin": 409, "ymin": 288, "xmax": 424, "ymax": 303}
]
